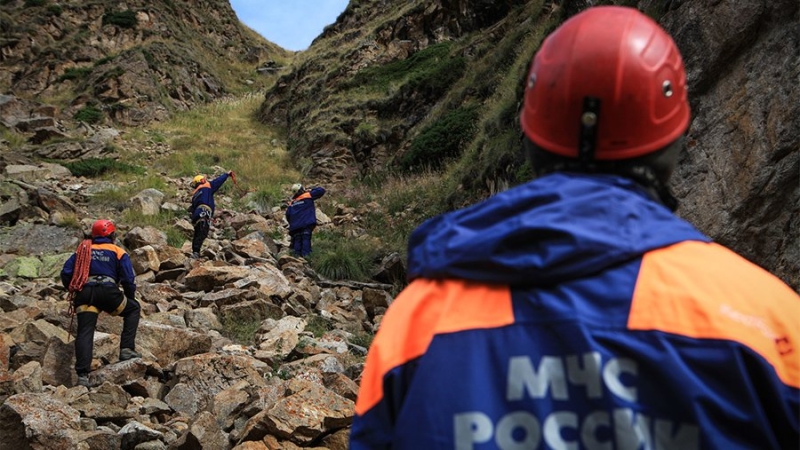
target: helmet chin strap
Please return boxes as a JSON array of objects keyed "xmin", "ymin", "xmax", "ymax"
[
  {"xmin": 573, "ymin": 96, "xmax": 679, "ymax": 211},
  {"xmin": 578, "ymin": 97, "xmax": 601, "ymax": 166},
  {"xmin": 619, "ymin": 165, "xmax": 679, "ymax": 211}
]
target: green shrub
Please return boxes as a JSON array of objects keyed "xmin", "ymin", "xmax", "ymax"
[
  {"xmin": 404, "ymin": 54, "xmax": 466, "ymax": 99},
  {"xmin": 46, "ymin": 4, "xmax": 62, "ymax": 15},
  {"xmin": 102, "ymin": 10, "xmax": 137, "ymax": 28},
  {"xmin": 100, "ymin": 66, "xmax": 125, "ymax": 81},
  {"xmin": 348, "ymin": 42, "xmax": 454, "ymax": 92},
  {"xmin": 94, "ymin": 55, "xmax": 117, "ymax": 65},
  {"xmin": 57, "ymin": 66, "xmax": 92, "ymax": 82},
  {"xmin": 63, "ymin": 157, "xmax": 144, "ymax": 177},
  {"xmin": 307, "ymin": 230, "xmax": 378, "ymax": 281},
  {"xmin": 400, "ymin": 105, "xmax": 480, "ymax": 172},
  {"xmin": 74, "ymin": 105, "xmax": 103, "ymax": 124}
]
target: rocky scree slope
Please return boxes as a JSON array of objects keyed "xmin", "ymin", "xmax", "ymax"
[{"xmin": 0, "ymin": 160, "xmax": 398, "ymax": 449}]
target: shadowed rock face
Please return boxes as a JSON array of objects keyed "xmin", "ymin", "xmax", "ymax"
[{"xmin": 665, "ymin": 0, "xmax": 799, "ymax": 289}]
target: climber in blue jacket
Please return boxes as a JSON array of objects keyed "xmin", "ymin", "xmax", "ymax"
[{"xmin": 285, "ymin": 183, "xmax": 326, "ymax": 257}]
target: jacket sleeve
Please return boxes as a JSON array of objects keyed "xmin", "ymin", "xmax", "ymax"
[
  {"xmin": 351, "ymin": 279, "xmax": 445, "ymax": 448},
  {"xmin": 60, "ymin": 253, "xmax": 77, "ymax": 289},
  {"xmin": 118, "ymin": 253, "xmax": 137, "ymax": 299},
  {"xmin": 210, "ymin": 173, "xmax": 230, "ymax": 193},
  {"xmin": 310, "ymin": 186, "xmax": 326, "ymax": 199}
]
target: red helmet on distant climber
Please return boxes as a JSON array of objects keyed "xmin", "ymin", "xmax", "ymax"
[
  {"xmin": 91, "ymin": 219, "xmax": 116, "ymax": 238},
  {"xmin": 520, "ymin": 6, "xmax": 690, "ymax": 161}
]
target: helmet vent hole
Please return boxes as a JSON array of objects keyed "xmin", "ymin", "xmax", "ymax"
[
  {"xmin": 528, "ymin": 74, "xmax": 537, "ymax": 89},
  {"xmin": 662, "ymin": 80, "xmax": 674, "ymax": 97}
]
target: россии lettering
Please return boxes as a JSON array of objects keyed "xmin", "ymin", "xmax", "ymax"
[{"xmin": 454, "ymin": 352, "xmax": 699, "ymax": 450}]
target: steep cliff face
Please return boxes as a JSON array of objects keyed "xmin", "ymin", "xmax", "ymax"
[
  {"xmin": 1, "ymin": 0, "xmax": 288, "ymax": 125},
  {"xmin": 667, "ymin": 0, "xmax": 799, "ymax": 290},
  {"xmin": 259, "ymin": 0, "xmax": 799, "ymax": 289}
]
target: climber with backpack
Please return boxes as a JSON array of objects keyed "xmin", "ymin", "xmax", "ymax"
[
  {"xmin": 188, "ymin": 171, "xmax": 233, "ymax": 258},
  {"xmin": 61, "ymin": 219, "xmax": 141, "ymax": 388}
]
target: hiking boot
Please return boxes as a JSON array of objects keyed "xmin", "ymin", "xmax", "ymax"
[
  {"xmin": 77, "ymin": 374, "xmax": 90, "ymax": 388},
  {"xmin": 190, "ymin": 252, "xmax": 201, "ymax": 259},
  {"xmin": 119, "ymin": 348, "xmax": 142, "ymax": 361}
]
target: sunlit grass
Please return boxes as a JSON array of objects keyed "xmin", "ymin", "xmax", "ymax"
[
  {"xmin": 119, "ymin": 208, "xmax": 187, "ymax": 248},
  {"xmin": 146, "ymin": 91, "xmax": 300, "ymax": 192}
]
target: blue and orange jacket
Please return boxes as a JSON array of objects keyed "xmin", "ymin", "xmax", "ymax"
[
  {"xmin": 60, "ymin": 236, "xmax": 136, "ymax": 300},
  {"xmin": 286, "ymin": 186, "xmax": 326, "ymax": 232},
  {"xmin": 350, "ymin": 173, "xmax": 800, "ymax": 449},
  {"xmin": 190, "ymin": 173, "xmax": 229, "ymax": 221}
]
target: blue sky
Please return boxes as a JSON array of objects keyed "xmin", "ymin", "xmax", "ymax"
[{"xmin": 229, "ymin": 0, "xmax": 350, "ymax": 51}]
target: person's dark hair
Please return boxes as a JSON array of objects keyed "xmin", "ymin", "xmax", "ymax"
[{"xmin": 523, "ymin": 135, "xmax": 684, "ymax": 211}]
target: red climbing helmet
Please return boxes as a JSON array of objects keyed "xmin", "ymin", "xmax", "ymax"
[
  {"xmin": 520, "ymin": 6, "xmax": 690, "ymax": 160},
  {"xmin": 91, "ymin": 219, "xmax": 116, "ymax": 238}
]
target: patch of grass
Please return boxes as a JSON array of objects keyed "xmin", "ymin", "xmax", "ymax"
[
  {"xmin": 220, "ymin": 315, "xmax": 261, "ymax": 346},
  {"xmin": 74, "ymin": 105, "xmax": 103, "ymax": 124},
  {"xmin": 94, "ymin": 55, "xmax": 117, "ymax": 65},
  {"xmin": 250, "ymin": 185, "xmax": 284, "ymax": 210},
  {"xmin": 332, "ymin": 168, "xmax": 451, "ymax": 261},
  {"xmin": 1, "ymin": 127, "xmax": 27, "ymax": 149},
  {"xmin": 307, "ymin": 229, "xmax": 380, "ymax": 281},
  {"xmin": 165, "ymin": 227, "xmax": 186, "ymax": 248},
  {"xmin": 45, "ymin": 4, "xmax": 61, "ymax": 15},
  {"xmin": 63, "ymin": 157, "xmax": 144, "ymax": 178},
  {"xmin": 350, "ymin": 331, "xmax": 374, "ymax": 349},
  {"xmin": 59, "ymin": 212, "xmax": 82, "ymax": 229},
  {"xmin": 305, "ymin": 315, "xmax": 333, "ymax": 338},
  {"xmin": 99, "ymin": 66, "xmax": 125, "ymax": 81},
  {"xmin": 57, "ymin": 66, "xmax": 92, "ymax": 82},
  {"xmin": 121, "ymin": 209, "xmax": 183, "ymax": 236},
  {"xmin": 88, "ymin": 186, "xmax": 130, "ymax": 210},
  {"xmin": 148, "ymin": 91, "xmax": 299, "ymax": 195},
  {"xmin": 355, "ymin": 121, "xmax": 379, "ymax": 140}
]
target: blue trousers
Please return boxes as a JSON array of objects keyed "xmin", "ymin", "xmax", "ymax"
[{"xmin": 290, "ymin": 227, "xmax": 314, "ymax": 257}]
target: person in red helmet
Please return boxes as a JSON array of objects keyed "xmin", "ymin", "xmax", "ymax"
[
  {"xmin": 351, "ymin": 6, "xmax": 799, "ymax": 449},
  {"xmin": 61, "ymin": 219, "xmax": 141, "ymax": 388}
]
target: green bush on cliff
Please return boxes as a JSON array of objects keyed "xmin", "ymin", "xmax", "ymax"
[
  {"xmin": 63, "ymin": 157, "xmax": 144, "ymax": 177},
  {"xmin": 399, "ymin": 105, "xmax": 480, "ymax": 172},
  {"xmin": 102, "ymin": 11, "xmax": 137, "ymax": 29},
  {"xmin": 348, "ymin": 42, "xmax": 456, "ymax": 93},
  {"xmin": 74, "ymin": 105, "xmax": 103, "ymax": 124},
  {"xmin": 57, "ymin": 66, "xmax": 92, "ymax": 82}
]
